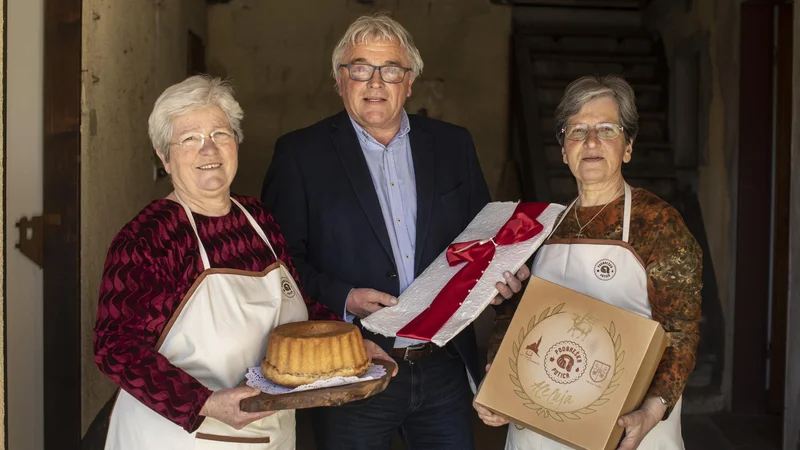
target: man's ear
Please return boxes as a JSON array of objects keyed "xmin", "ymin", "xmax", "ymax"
[
  {"xmin": 406, "ymin": 73, "xmax": 416, "ymax": 97},
  {"xmin": 335, "ymin": 76, "xmax": 344, "ymax": 97}
]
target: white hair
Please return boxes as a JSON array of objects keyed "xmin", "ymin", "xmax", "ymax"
[
  {"xmin": 148, "ymin": 75, "xmax": 244, "ymax": 161},
  {"xmin": 331, "ymin": 13, "xmax": 424, "ymax": 81}
]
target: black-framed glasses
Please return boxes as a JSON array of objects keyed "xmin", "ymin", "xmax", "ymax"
[
  {"xmin": 338, "ymin": 63, "xmax": 412, "ymax": 84},
  {"xmin": 559, "ymin": 123, "xmax": 624, "ymax": 142},
  {"xmin": 169, "ymin": 130, "xmax": 236, "ymax": 151}
]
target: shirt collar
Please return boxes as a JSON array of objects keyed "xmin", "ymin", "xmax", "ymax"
[{"xmin": 348, "ymin": 109, "xmax": 411, "ymax": 147}]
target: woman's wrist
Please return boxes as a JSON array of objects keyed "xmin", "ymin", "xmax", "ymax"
[{"xmin": 642, "ymin": 396, "xmax": 668, "ymax": 421}]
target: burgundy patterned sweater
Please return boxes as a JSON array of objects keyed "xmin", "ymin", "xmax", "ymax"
[{"xmin": 93, "ymin": 194, "xmax": 338, "ymax": 432}]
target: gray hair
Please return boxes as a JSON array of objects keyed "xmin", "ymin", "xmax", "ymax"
[
  {"xmin": 148, "ymin": 75, "xmax": 244, "ymax": 162},
  {"xmin": 554, "ymin": 75, "xmax": 639, "ymax": 144},
  {"xmin": 331, "ymin": 13, "xmax": 424, "ymax": 80}
]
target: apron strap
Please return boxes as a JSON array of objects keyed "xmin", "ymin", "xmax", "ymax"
[
  {"xmin": 550, "ymin": 183, "xmax": 631, "ymax": 242},
  {"xmin": 230, "ymin": 197, "xmax": 279, "ymax": 261},
  {"xmin": 622, "ymin": 183, "xmax": 632, "ymax": 243},
  {"xmin": 173, "ymin": 191, "xmax": 212, "ymax": 271}
]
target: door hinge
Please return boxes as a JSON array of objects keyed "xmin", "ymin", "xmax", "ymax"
[{"xmin": 15, "ymin": 214, "xmax": 61, "ymax": 268}]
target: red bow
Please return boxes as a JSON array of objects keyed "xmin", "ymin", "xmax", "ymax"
[{"xmin": 396, "ymin": 203, "xmax": 548, "ymax": 341}]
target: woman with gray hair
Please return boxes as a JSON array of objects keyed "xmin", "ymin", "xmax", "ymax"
[
  {"xmin": 475, "ymin": 75, "xmax": 701, "ymax": 449},
  {"xmin": 93, "ymin": 75, "xmax": 389, "ymax": 449}
]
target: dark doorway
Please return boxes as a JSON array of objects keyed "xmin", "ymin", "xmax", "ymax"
[
  {"xmin": 43, "ymin": 0, "xmax": 82, "ymax": 448},
  {"xmin": 767, "ymin": 1, "xmax": 792, "ymax": 417},
  {"xmin": 732, "ymin": 0, "xmax": 792, "ymax": 417}
]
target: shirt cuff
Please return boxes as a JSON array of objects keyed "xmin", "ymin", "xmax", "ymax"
[{"xmin": 343, "ymin": 288, "xmax": 356, "ymax": 323}]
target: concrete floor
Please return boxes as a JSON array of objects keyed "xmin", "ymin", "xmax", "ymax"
[{"xmin": 296, "ymin": 409, "xmax": 783, "ymax": 450}]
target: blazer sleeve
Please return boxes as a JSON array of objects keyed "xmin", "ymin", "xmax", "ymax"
[{"xmin": 261, "ymin": 136, "xmax": 354, "ymax": 318}]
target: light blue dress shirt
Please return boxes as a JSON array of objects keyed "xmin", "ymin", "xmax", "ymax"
[{"xmin": 346, "ymin": 111, "xmax": 425, "ymax": 348}]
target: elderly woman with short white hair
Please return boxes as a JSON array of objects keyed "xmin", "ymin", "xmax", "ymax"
[
  {"xmin": 476, "ymin": 75, "xmax": 702, "ymax": 450},
  {"xmin": 93, "ymin": 75, "xmax": 389, "ymax": 450}
]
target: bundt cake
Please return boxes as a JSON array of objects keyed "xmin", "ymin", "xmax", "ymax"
[{"xmin": 262, "ymin": 320, "xmax": 370, "ymax": 388}]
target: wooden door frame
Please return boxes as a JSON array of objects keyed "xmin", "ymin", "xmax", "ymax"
[
  {"xmin": 768, "ymin": 0, "xmax": 792, "ymax": 416},
  {"xmin": 2, "ymin": 0, "xmax": 8, "ymax": 447},
  {"xmin": 732, "ymin": 0, "xmax": 777, "ymax": 414},
  {"xmin": 43, "ymin": 0, "xmax": 81, "ymax": 448},
  {"xmin": 786, "ymin": 0, "xmax": 800, "ymax": 447}
]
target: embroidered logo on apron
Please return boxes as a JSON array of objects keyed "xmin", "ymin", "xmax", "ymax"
[
  {"xmin": 594, "ymin": 259, "xmax": 616, "ymax": 281},
  {"xmin": 281, "ymin": 277, "xmax": 296, "ymax": 298},
  {"xmin": 544, "ymin": 341, "xmax": 587, "ymax": 384}
]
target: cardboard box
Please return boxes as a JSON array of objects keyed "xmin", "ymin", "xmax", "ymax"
[{"xmin": 475, "ymin": 276, "xmax": 667, "ymax": 450}]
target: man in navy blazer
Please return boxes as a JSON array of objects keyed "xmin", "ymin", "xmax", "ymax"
[{"xmin": 261, "ymin": 13, "xmax": 528, "ymax": 450}]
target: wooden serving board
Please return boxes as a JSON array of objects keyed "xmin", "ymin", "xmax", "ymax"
[{"xmin": 239, "ymin": 358, "xmax": 397, "ymax": 412}]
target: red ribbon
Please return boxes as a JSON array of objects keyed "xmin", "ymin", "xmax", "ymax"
[{"xmin": 396, "ymin": 202, "xmax": 549, "ymax": 341}]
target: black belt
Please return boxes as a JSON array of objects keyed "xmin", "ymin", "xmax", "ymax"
[{"xmin": 391, "ymin": 343, "xmax": 438, "ymax": 362}]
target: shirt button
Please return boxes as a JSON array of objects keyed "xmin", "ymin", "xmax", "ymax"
[{"xmin": 396, "ymin": 218, "xmax": 401, "ymax": 223}]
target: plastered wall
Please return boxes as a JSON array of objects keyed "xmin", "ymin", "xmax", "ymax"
[
  {"xmin": 206, "ymin": 0, "xmax": 512, "ymax": 200},
  {"xmin": 6, "ymin": 0, "xmax": 45, "ymax": 447},
  {"xmin": 80, "ymin": 0, "xmax": 207, "ymax": 433}
]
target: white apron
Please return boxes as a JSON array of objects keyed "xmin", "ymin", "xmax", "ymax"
[
  {"xmin": 506, "ymin": 184, "xmax": 684, "ymax": 450},
  {"xmin": 105, "ymin": 195, "xmax": 309, "ymax": 450}
]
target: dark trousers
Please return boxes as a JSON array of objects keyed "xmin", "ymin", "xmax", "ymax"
[{"xmin": 312, "ymin": 347, "xmax": 475, "ymax": 450}]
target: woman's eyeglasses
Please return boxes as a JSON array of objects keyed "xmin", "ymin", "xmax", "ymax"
[
  {"xmin": 559, "ymin": 123, "xmax": 624, "ymax": 142},
  {"xmin": 170, "ymin": 130, "xmax": 235, "ymax": 150}
]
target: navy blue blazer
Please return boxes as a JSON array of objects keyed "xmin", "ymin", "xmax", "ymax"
[{"xmin": 261, "ymin": 110, "xmax": 491, "ymax": 384}]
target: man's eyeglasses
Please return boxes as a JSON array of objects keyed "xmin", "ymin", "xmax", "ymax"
[
  {"xmin": 170, "ymin": 130, "xmax": 235, "ymax": 151},
  {"xmin": 338, "ymin": 64, "xmax": 412, "ymax": 84},
  {"xmin": 559, "ymin": 123, "xmax": 624, "ymax": 142}
]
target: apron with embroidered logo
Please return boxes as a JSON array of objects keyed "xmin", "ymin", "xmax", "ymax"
[
  {"xmin": 505, "ymin": 184, "xmax": 684, "ymax": 450},
  {"xmin": 105, "ymin": 195, "xmax": 309, "ymax": 450}
]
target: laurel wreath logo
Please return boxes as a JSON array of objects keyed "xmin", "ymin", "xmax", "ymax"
[{"xmin": 508, "ymin": 302, "xmax": 625, "ymax": 421}]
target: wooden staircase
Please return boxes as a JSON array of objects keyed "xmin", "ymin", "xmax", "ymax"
[{"xmin": 512, "ymin": 28, "xmax": 678, "ymax": 204}]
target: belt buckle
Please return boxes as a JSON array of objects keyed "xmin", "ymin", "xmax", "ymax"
[{"xmin": 404, "ymin": 343, "xmax": 428, "ymax": 361}]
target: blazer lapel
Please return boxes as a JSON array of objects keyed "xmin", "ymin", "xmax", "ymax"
[
  {"xmin": 409, "ymin": 116, "xmax": 435, "ymax": 276},
  {"xmin": 330, "ymin": 111, "xmax": 395, "ymax": 263}
]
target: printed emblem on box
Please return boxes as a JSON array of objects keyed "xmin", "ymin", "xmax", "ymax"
[{"xmin": 511, "ymin": 303, "xmax": 624, "ymax": 421}]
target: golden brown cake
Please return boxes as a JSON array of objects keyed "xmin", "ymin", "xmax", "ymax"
[{"xmin": 262, "ymin": 320, "xmax": 370, "ymax": 388}]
